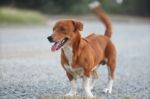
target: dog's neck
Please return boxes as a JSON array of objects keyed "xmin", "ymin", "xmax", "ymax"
[
  {"xmin": 72, "ymin": 31, "xmax": 81, "ymax": 52},
  {"xmin": 63, "ymin": 45, "xmax": 73, "ymax": 65},
  {"xmin": 64, "ymin": 31, "xmax": 81, "ymax": 51},
  {"xmin": 63, "ymin": 31, "xmax": 82, "ymax": 66}
]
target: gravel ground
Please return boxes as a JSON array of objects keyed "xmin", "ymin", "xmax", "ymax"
[{"xmin": 0, "ymin": 18, "xmax": 150, "ymax": 99}]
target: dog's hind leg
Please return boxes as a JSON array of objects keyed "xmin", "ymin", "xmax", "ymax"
[{"xmin": 103, "ymin": 55, "xmax": 116, "ymax": 94}]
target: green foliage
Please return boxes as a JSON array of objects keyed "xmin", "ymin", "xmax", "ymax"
[
  {"xmin": 0, "ymin": 7, "xmax": 45, "ymax": 24},
  {"xmin": 102, "ymin": 0, "xmax": 150, "ymax": 16},
  {"xmin": 0, "ymin": 0, "xmax": 91, "ymax": 14},
  {"xmin": 0, "ymin": 0, "xmax": 149, "ymax": 16}
]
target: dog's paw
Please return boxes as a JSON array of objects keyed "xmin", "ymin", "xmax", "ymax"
[
  {"xmin": 90, "ymin": 86, "xmax": 94, "ymax": 91},
  {"xmin": 103, "ymin": 88, "xmax": 112, "ymax": 94},
  {"xmin": 65, "ymin": 91, "xmax": 76, "ymax": 96},
  {"xmin": 86, "ymin": 95, "xmax": 95, "ymax": 99},
  {"xmin": 86, "ymin": 92, "xmax": 95, "ymax": 98}
]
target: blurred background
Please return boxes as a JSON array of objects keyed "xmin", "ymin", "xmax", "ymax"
[
  {"xmin": 0, "ymin": 0, "xmax": 150, "ymax": 24},
  {"xmin": 0, "ymin": 0, "xmax": 150, "ymax": 99},
  {"xmin": 0, "ymin": 0, "xmax": 150, "ymax": 15}
]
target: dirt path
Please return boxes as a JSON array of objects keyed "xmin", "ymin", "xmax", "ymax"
[{"xmin": 0, "ymin": 18, "xmax": 150, "ymax": 99}]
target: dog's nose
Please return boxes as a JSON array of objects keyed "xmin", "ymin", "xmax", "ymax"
[{"xmin": 47, "ymin": 36, "xmax": 54, "ymax": 42}]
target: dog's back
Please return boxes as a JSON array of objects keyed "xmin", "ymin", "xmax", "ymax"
[{"xmin": 88, "ymin": 1, "xmax": 116, "ymax": 65}]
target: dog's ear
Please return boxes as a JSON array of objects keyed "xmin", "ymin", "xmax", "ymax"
[{"xmin": 72, "ymin": 20, "xmax": 83, "ymax": 31}]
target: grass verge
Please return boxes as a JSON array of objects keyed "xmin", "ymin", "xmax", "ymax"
[{"xmin": 0, "ymin": 7, "xmax": 45, "ymax": 25}]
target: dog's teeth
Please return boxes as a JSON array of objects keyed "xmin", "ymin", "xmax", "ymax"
[{"xmin": 62, "ymin": 40, "xmax": 64, "ymax": 43}]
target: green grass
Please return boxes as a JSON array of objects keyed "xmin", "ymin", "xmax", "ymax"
[{"xmin": 0, "ymin": 7, "xmax": 45, "ymax": 24}]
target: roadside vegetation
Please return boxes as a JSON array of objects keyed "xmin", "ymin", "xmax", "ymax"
[{"xmin": 0, "ymin": 7, "xmax": 45, "ymax": 24}]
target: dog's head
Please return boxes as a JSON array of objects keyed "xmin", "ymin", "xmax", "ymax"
[{"xmin": 47, "ymin": 19, "xmax": 83, "ymax": 52}]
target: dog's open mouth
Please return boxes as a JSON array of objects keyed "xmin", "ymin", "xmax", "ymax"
[{"xmin": 51, "ymin": 37, "xmax": 68, "ymax": 52}]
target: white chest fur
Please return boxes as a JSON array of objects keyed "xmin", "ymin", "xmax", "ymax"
[
  {"xmin": 64, "ymin": 64, "xmax": 84, "ymax": 78},
  {"xmin": 63, "ymin": 46, "xmax": 84, "ymax": 78},
  {"xmin": 63, "ymin": 46, "xmax": 73, "ymax": 65}
]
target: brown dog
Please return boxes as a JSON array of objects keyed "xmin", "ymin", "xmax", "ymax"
[{"xmin": 47, "ymin": 1, "xmax": 116, "ymax": 97}]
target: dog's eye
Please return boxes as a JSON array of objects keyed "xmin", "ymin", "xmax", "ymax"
[{"xmin": 60, "ymin": 27, "xmax": 65, "ymax": 32}]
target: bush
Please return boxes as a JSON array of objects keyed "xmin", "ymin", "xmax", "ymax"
[{"xmin": 0, "ymin": 7, "xmax": 45, "ymax": 24}]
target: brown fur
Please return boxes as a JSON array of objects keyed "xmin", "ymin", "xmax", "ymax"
[{"xmin": 50, "ymin": 6, "xmax": 116, "ymax": 81}]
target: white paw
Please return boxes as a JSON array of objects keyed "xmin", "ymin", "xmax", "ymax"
[
  {"xmin": 103, "ymin": 88, "xmax": 112, "ymax": 94},
  {"xmin": 86, "ymin": 95, "xmax": 94, "ymax": 98},
  {"xmin": 89, "ymin": 86, "xmax": 93, "ymax": 90},
  {"xmin": 86, "ymin": 93, "xmax": 95, "ymax": 98},
  {"xmin": 65, "ymin": 91, "xmax": 76, "ymax": 96},
  {"xmin": 90, "ymin": 87, "xmax": 94, "ymax": 91}
]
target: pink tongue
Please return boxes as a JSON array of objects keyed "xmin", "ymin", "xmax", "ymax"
[{"xmin": 51, "ymin": 42, "xmax": 60, "ymax": 52}]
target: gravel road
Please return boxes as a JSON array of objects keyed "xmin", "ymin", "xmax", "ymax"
[{"xmin": 0, "ymin": 18, "xmax": 150, "ymax": 99}]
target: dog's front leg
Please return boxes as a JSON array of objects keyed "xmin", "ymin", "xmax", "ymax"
[
  {"xmin": 65, "ymin": 73, "xmax": 77, "ymax": 96},
  {"xmin": 66, "ymin": 79, "xmax": 77, "ymax": 96},
  {"xmin": 83, "ymin": 76, "xmax": 94, "ymax": 97},
  {"xmin": 90, "ymin": 70, "xmax": 98, "ymax": 90}
]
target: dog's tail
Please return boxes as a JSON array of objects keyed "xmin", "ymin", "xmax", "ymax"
[{"xmin": 89, "ymin": 1, "xmax": 112, "ymax": 38}]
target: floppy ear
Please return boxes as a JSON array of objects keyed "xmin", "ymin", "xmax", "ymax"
[{"xmin": 72, "ymin": 20, "xmax": 83, "ymax": 31}]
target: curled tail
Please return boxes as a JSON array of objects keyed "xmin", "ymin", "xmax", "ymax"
[{"xmin": 89, "ymin": 1, "xmax": 112, "ymax": 38}]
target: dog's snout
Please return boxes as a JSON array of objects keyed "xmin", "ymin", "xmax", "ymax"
[{"xmin": 47, "ymin": 36, "xmax": 54, "ymax": 42}]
